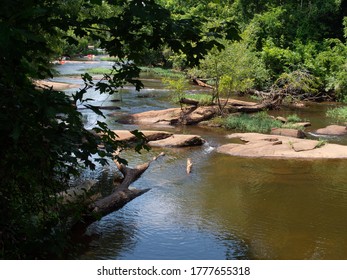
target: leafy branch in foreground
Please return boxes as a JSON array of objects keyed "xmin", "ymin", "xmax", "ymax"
[{"xmin": 0, "ymin": 0, "xmax": 237, "ymax": 259}]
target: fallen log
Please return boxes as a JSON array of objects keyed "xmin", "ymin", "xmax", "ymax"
[
  {"xmin": 71, "ymin": 152, "xmax": 165, "ymax": 231},
  {"xmin": 186, "ymin": 158, "xmax": 192, "ymax": 174},
  {"xmin": 234, "ymin": 103, "xmax": 269, "ymax": 113},
  {"xmin": 192, "ymin": 78, "xmax": 214, "ymax": 89},
  {"xmin": 78, "ymin": 105, "xmax": 121, "ymax": 110}
]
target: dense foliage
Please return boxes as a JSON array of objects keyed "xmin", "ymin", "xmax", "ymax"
[
  {"xmin": 164, "ymin": 0, "xmax": 347, "ymax": 101},
  {"xmin": 0, "ymin": 0, "xmax": 236, "ymax": 259},
  {"xmin": 248, "ymin": 0, "xmax": 347, "ymax": 100}
]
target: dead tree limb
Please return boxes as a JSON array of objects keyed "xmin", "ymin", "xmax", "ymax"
[
  {"xmin": 112, "ymin": 152, "xmax": 165, "ymax": 192},
  {"xmin": 234, "ymin": 103, "xmax": 269, "ymax": 113},
  {"xmin": 186, "ymin": 158, "xmax": 192, "ymax": 174},
  {"xmin": 71, "ymin": 152, "xmax": 165, "ymax": 232},
  {"xmin": 192, "ymin": 78, "xmax": 214, "ymax": 89}
]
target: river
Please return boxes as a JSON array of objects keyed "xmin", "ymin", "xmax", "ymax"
[{"xmin": 55, "ymin": 60, "xmax": 347, "ymax": 260}]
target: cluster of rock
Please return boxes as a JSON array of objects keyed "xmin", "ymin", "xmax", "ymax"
[
  {"xmin": 217, "ymin": 133, "xmax": 347, "ymax": 159},
  {"xmin": 116, "ymin": 99, "xmax": 263, "ymax": 126},
  {"xmin": 116, "ymin": 104, "xmax": 347, "ymax": 158},
  {"xmin": 112, "ymin": 130, "xmax": 205, "ymax": 148},
  {"xmin": 216, "ymin": 122, "xmax": 347, "ymax": 159},
  {"xmin": 314, "ymin": 125, "xmax": 347, "ymax": 136}
]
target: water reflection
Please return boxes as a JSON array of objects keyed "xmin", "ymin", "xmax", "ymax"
[
  {"xmin": 79, "ymin": 147, "xmax": 251, "ymax": 260},
  {"xmin": 199, "ymin": 155, "xmax": 347, "ymax": 259},
  {"xmin": 82, "ymin": 213, "xmax": 139, "ymax": 260}
]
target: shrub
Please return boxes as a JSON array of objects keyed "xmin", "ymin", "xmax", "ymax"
[
  {"xmin": 82, "ymin": 67, "xmax": 113, "ymax": 75},
  {"xmin": 185, "ymin": 93, "xmax": 214, "ymax": 105},
  {"xmin": 140, "ymin": 67, "xmax": 185, "ymax": 79},
  {"xmin": 223, "ymin": 111, "xmax": 282, "ymax": 133},
  {"xmin": 326, "ymin": 107, "xmax": 347, "ymax": 122},
  {"xmin": 286, "ymin": 114, "xmax": 302, "ymax": 123},
  {"xmin": 162, "ymin": 77, "xmax": 189, "ymax": 104}
]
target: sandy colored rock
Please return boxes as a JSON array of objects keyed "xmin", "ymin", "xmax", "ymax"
[
  {"xmin": 295, "ymin": 122, "xmax": 311, "ymax": 127},
  {"xmin": 315, "ymin": 125, "xmax": 347, "ymax": 136},
  {"xmin": 275, "ymin": 116, "xmax": 287, "ymax": 123},
  {"xmin": 271, "ymin": 128, "xmax": 306, "ymax": 138},
  {"xmin": 118, "ymin": 108, "xmax": 182, "ymax": 125},
  {"xmin": 118, "ymin": 106, "xmax": 220, "ymax": 126},
  {"xmin": 118, "ymin": 98, "xmax": 266, "ymax": 126},
  {"xmin": 111, "ymin": 130, "xmax": 204, "ymax": 148},
  {"xmin": 112, "ymin": 130, "xmax": 172, "ymax": 141},
  {"xmin": 291, "ymin": 141, "xmax": 319, "ymax": 152},
  {"xmin": 148, "ymin": 134, "xmax": 205, "ymax": 147},
  {"xmin": 34, "ymin": 80, "xmax": 80, "ymax": 91},
  {"xmin": 142, "ymin": 131, "xmax": 174, "ymax": 141},
  {"xmin": 112, "ymin": 130, "xmax": 137, "ymax": 141},
  {"xmin": 217, "ymin": 133, "xmax": 347, "ymax": 159}
]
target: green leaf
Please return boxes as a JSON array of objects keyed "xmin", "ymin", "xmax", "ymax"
[{"xmin": 84, "ymin": 104, "xmax": 105, "ymax": 117}]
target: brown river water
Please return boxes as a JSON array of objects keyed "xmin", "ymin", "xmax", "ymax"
[{"xmin": 55, "ymin": 61, "xmax": 347, "ymax": 260}]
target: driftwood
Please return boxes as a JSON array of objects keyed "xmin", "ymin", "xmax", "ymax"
[
  {"xmin": 71, "ymin": 152, "xmax": 165, "ymax": 232},
  {"xmin": 234, "ymin": 102, "xmax": 270, "ymax": 113},
  {"xmin": 78, "ymin": 105, "xmax": 121, "ymax": 110},
  {"xmin": 186, "ymin": 158, "xmax": 193, "ymax": 174},
  {"xmin": 192, "ymin": 78, "xmax": 214, "ymax": 89}
]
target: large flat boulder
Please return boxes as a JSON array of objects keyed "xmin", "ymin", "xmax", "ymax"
[
  {"xmin": 217, "ymin": 133, "xmax": 347, "ymax": 159},
  {"xmin": 117, "ymin": 99, "xmax": 272, "ymax": 126},
  {"xmin": 314, "ymin": 125, "xmax": 347, "ymax": 136},
  {"xmin": 111, "ymin": 130, "xmax": 205, "ymax": 148},
  {"xmin": 118, "ymin": 108, "xmax": 182, "ymax": 125},
  {"xmin": 148, "ymin": 134, "xmax": 205, "ymax": 147},
  {"xmin": 118, "ymin": 106, "xmax": 220, "ymax": 126},
  {"xmin": 34, "ymin": 80, "xmax": 80, "ymax": 91},
  {"xmin": 112, "ymin": 130, "xmax": 173, "ymax": 141}
]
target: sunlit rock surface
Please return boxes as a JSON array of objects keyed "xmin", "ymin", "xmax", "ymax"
[{"xmin": 217, "ymin": 133, "xmax": 347, "ymax": 159}]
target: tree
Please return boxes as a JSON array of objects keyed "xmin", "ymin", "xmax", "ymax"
[
  {"xmin": 156, "ymin": 0, "xmax": 240, "ymax": 69},
  {"xmin": 0, "ymin": 0, "xmax": 237, "ymax": 259},
  {"xmin": 232, "ymin": 0, "xmax": 347, "ymax": 97},
  {"xmin": 191, "ymin": 40, "xmax": 269, "ymax": 112}
]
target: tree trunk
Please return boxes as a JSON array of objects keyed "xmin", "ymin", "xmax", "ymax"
[
  {"xmin": 234, "ymin": 103, "xmax": 270, "ymax": 113},
  {"xmin": 70, "ymin": 152, "xmax": 165, "ymax": 232}
]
